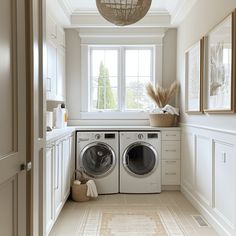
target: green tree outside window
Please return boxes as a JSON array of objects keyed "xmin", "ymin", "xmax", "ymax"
[{"xmin": 96, "ymin": 62, "xmax": 116, "ymax": 109}]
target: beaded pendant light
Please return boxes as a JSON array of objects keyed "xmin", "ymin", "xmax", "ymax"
[{"xmin": 96, "ymin": 0, "xmax": 152, "ymax": 26}]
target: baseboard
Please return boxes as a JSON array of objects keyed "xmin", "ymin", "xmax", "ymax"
[
  {"xmin": 162, "ymin": 185, "xmax": 180, "ymax": 191},
  {"xmin": 181, "ymin": 185, "xmax": 230, "ymax": 236}
]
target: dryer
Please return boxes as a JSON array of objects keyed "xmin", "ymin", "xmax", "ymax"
[
  {"xmin": 76, "ymin": 132, "xmax": 119, "ymax": 194},
  {"xmin": 120, "ymin": 132, "xmax": 161, "ymax": 193}
]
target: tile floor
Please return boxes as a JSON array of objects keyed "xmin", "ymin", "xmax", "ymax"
[{"xmin": 49, "ymin": 191, "xmax": 218, "ymax": 236}]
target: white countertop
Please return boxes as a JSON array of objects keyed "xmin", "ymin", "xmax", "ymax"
[
  {"xmin": 74, "ymin": 125, "xmax": 181, "ymax": 131},
  {"xmin": 46, "ymin": 125, "xmax": 181, "ymax": 142},
  {"xmin": 46, "ymin": 127, "xmax": 75, "ymax": 142}
]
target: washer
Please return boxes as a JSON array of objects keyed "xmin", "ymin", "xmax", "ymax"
[
  {"xmin": 76, "ymin": 132, "xmax": 119, "ymax": 194},
  {"xmin": 120, "ymin": 132, "xmax": 161, "ymax": 193}
]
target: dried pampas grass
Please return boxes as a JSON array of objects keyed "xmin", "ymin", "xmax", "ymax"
[{"xmin": 146, "ymin": 81, "xmax": 178, "ymax": 108}]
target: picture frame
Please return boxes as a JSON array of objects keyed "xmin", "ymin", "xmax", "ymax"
[
  {"xmin": 204, "ymin": 9, "xmax": 236, "ymax": 113},
  {"xmin": 185, "ymin": 39, "xmax": 204, "ymax": 114}
]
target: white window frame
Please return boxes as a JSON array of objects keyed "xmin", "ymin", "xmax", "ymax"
[
  {"xmin": 79, "ymin": 28, "xmax": 165, "ymax": 120},
  {"xmin": 88, "ymin": 45, "xmax": 155, "ymax": 114}
]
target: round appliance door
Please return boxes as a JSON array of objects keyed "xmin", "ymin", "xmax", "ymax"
[
  {"xmin": 123, "ymin": 142, "xmax": 158, "ymax": 177},
  {"xmin": 80, "ymin": 142, "xmax": 116, "ymax": 178}
]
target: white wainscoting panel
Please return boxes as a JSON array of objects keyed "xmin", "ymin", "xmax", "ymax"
[
  {"xmin": 214, "ymin": 140, "xmax": 236, "ymax": 230},
  {"xmin": 181, "ymin": 131, "xmax": 194, "ymax": 191},
  {"xmin": 181, "ymin": 124, "xmax": 236, "ymax": 236},
  {"xmin": 195, "ymin": 135, "xmax": 212, "ymax": 207}
]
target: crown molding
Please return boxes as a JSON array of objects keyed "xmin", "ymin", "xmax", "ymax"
[
  {"xmin": 77, "ymin": 27, "xmax": 167, "ymax": 45},
  {"xmin": 70, "ymin": 12, "xmax": 171, "ymax": 28},
  {"xmin": 58, "ymin": 0, "xmax": 73, "ymax": 18},
  {"xmin": 78, "ymin": 27, "xmax": 167, "ymax": 38},
  {"xmin": 171, "ymin": 0, "xmax": 197, "ymax": 26}
]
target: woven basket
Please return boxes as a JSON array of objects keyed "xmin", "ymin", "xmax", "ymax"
[
  {"xmin": 71, "ymin": 183, "xmax": 90, "ymax": 202},
  {"xmin": 71, "ymin": 170, "xmax": 90, "ymax": 202},
  {"xmin": 149, "ymin": 113, "xmax": 178, "ymax": 127}
]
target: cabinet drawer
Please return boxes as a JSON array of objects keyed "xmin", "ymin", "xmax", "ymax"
[
  {"xmin": 162, "ymin": 160, "xmax": 180, "ymax": 185},
  {"xmin": 162, "ymin": 131, "xmax": 180, "ymax": 141},
  {"xmin": 162, "ymin": 141, "xmax": 180, "ymax": 160}
]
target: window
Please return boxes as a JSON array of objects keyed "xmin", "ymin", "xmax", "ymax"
[{"xmin": 89, "ymin": 46, "xmax": 154, "ymax": 113}]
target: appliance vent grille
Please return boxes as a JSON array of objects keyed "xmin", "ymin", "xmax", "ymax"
[{"xmin": 192, "ymin": 215, "xmax": 209, "ymax": 227}]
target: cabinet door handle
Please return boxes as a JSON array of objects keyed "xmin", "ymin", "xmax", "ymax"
[
  {"xmin": 165, "ymin": 149, "xmax": 176, "ymax": 152},
  {"xmin": 165, "ymin": 161, "xmax": 177, "ymax": 164},
  {"xmin": 165, "ymin": 172, "xmax": 177, "ymax": 176},
  {"xmin": 51, "ymin": 33, "xmax": 56, "ymax": 39},
  {"xmin": 46, "ymin": 77, "xmax": 52, "ymax": 92}
]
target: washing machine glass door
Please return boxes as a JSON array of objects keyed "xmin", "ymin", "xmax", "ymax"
[
  {"xmin": 124, "ymin": 142, "xmax": 158, "ymax": 176},
  {"xmin": 81, "ymin": 142, "xmax": 115, "ymax": 178}
]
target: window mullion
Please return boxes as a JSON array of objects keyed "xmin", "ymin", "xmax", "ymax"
[{"xmin": 120, "ymin": 47, "xmax": 125, "ymax": 112}]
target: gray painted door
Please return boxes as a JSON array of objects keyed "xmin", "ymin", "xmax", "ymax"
[{"xmin": 0, "ymin": 0, "xmax": 27, "ymax": 235}]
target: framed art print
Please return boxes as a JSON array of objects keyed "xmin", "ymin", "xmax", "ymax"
[
  {"xmin": 185, "ymin": 39, "xmax": 204, "ymax": 114},
  {"xmin": 204, "ymin": 10, "xmax": 236, "ymax": 113}
]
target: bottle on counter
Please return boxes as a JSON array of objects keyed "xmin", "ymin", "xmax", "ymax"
[{"xmin": 54, "ymin": 103, "xmax": 68, "ymax": 129}]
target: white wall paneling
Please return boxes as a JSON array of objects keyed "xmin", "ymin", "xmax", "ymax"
[
  {"xmin": 181, "ymin": 124, "xmax": 236, "ymax": 236},
  {"xmin": 195, "ymin": 135, "xmax": 212, "ymax": 207}
]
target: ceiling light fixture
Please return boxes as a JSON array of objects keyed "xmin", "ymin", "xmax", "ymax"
[{"xmin": 96, "ymin": 0, "xmax": 152, "ymax": 26}]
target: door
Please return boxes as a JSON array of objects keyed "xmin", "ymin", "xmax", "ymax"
[
  {"xmin": 62, "ymin": 137, "xmax": 70, "ymax": 201},
  {"xmin": 80, "ymin": 143, "xmax": 115, "ymax": 178},
  {"xmin": 123, "ymin": 143, "xmax": 158, "ymax": 176},
  {"xmin": 0, "ymin": 0, "xmax": 27, "ymax": 235},
  {"xmin": 54, "ymin": 141, "xmax": 63, "ymax": 219},
  {"xmin": 46, "ymin": 40, "xmax": 57, "ymax": 100},
  {"xmin": 57, "ymin": 47, "xmax": 66, "ymax": 101}
]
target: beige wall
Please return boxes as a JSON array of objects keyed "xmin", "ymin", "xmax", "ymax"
[
  {"xmin": 65, "ymin": 29, "xmax": 81, "ymax": 121},
  {"xmin": 65, "ymin": 28, "xmax": 177, "ymax": 124},
  {"xmin": 177, "ymin": 0, "xmax": 236, "ymax": 130}
]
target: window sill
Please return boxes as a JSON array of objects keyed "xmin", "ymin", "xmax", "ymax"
[{"xmin": 80, "ymin": 112, "xmax": 149, "ymax": 120}]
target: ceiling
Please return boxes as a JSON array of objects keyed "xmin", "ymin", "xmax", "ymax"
[
  {"xmin": 53, "ymin": 0, "xmax": 197, "ymax": 27},
  {"xmin": 68, "ymin": 0, "xmax": 180, "ymax": 14}
]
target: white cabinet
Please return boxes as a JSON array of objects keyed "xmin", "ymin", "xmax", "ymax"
[
  {"xmin": 54, "ymin": 141, "xmax": 63, "ymax": 219},
  {"xmin": 45, "ymin": 132, "xmax": 75, "ymax": 235},
  {"xmin": 46, "ymin": 14, "xmax": 66, "ymax": 101},
  {"xmin": 69, "ymin": 134, "xmax": 75, "ymax": 183},
  {"xmin": 62, "ymin": 137, "xmax": 70, "ymax": 202},
  {"xmin": 56, "ymin": 48, "xmax": 66, "ymax": 101},
  {"xmin": 45, "ymin": 145, "xmax": 54, "ymax": 235},
  {"xmin": 46, "ymin": 41, "xmax": 57, "ymax": 100},
  {"xmin": 161, "ymin": 130, "xmax": 180, "ymax": 186}
]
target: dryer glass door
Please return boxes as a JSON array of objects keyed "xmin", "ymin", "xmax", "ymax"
[
  {"xmin": 124, "ymin": 143, "xmax": 157, "ymax": 176},
  {"xmin": 81, "ymin": 143, "xmax": 115, "ymax": 178}
]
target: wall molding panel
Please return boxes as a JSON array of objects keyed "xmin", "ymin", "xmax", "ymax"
[{"xmin": 181, "ymin": 123, "xmax": 236, "ymax": 236}]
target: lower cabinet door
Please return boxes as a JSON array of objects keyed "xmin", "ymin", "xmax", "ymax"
[
  {"xmin": 162, "ymin": 160, "xmax": 180, "ymax": 185},
  {"xmin": 54, "ymin": 141, "xmax": 63, "ymax": 219},
  {"xmin": 69, "ymin": 135, "xmax": 75, "ymax": 184},
  {"xmin": 62, "ymin": 137, "xmax": 70, "ymax": 201},
  {"xmin": 45, "ymin": 146, "xmax": 54, "ymax": 235}
]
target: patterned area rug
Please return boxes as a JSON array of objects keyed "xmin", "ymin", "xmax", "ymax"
[
  {"xmin": 78, "ymin": 206, "xmax": 182, "ymax": 235},
  {"xmin": 100, "ymin": 210, "xmax": 168, "ymax": 235}
]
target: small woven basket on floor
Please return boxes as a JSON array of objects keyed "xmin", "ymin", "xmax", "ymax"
[
  {"xmin": 71, "ymin": 170, "xmax": 90, "ymax": 202},
  {"xmin": 149, "ymin": 113, "xmax": 178, "ymax": 127}
]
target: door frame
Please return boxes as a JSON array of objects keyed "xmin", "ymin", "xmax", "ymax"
[{"xmin": 25, "ymin": 0, "xmax": 46, "ymax": 235}]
